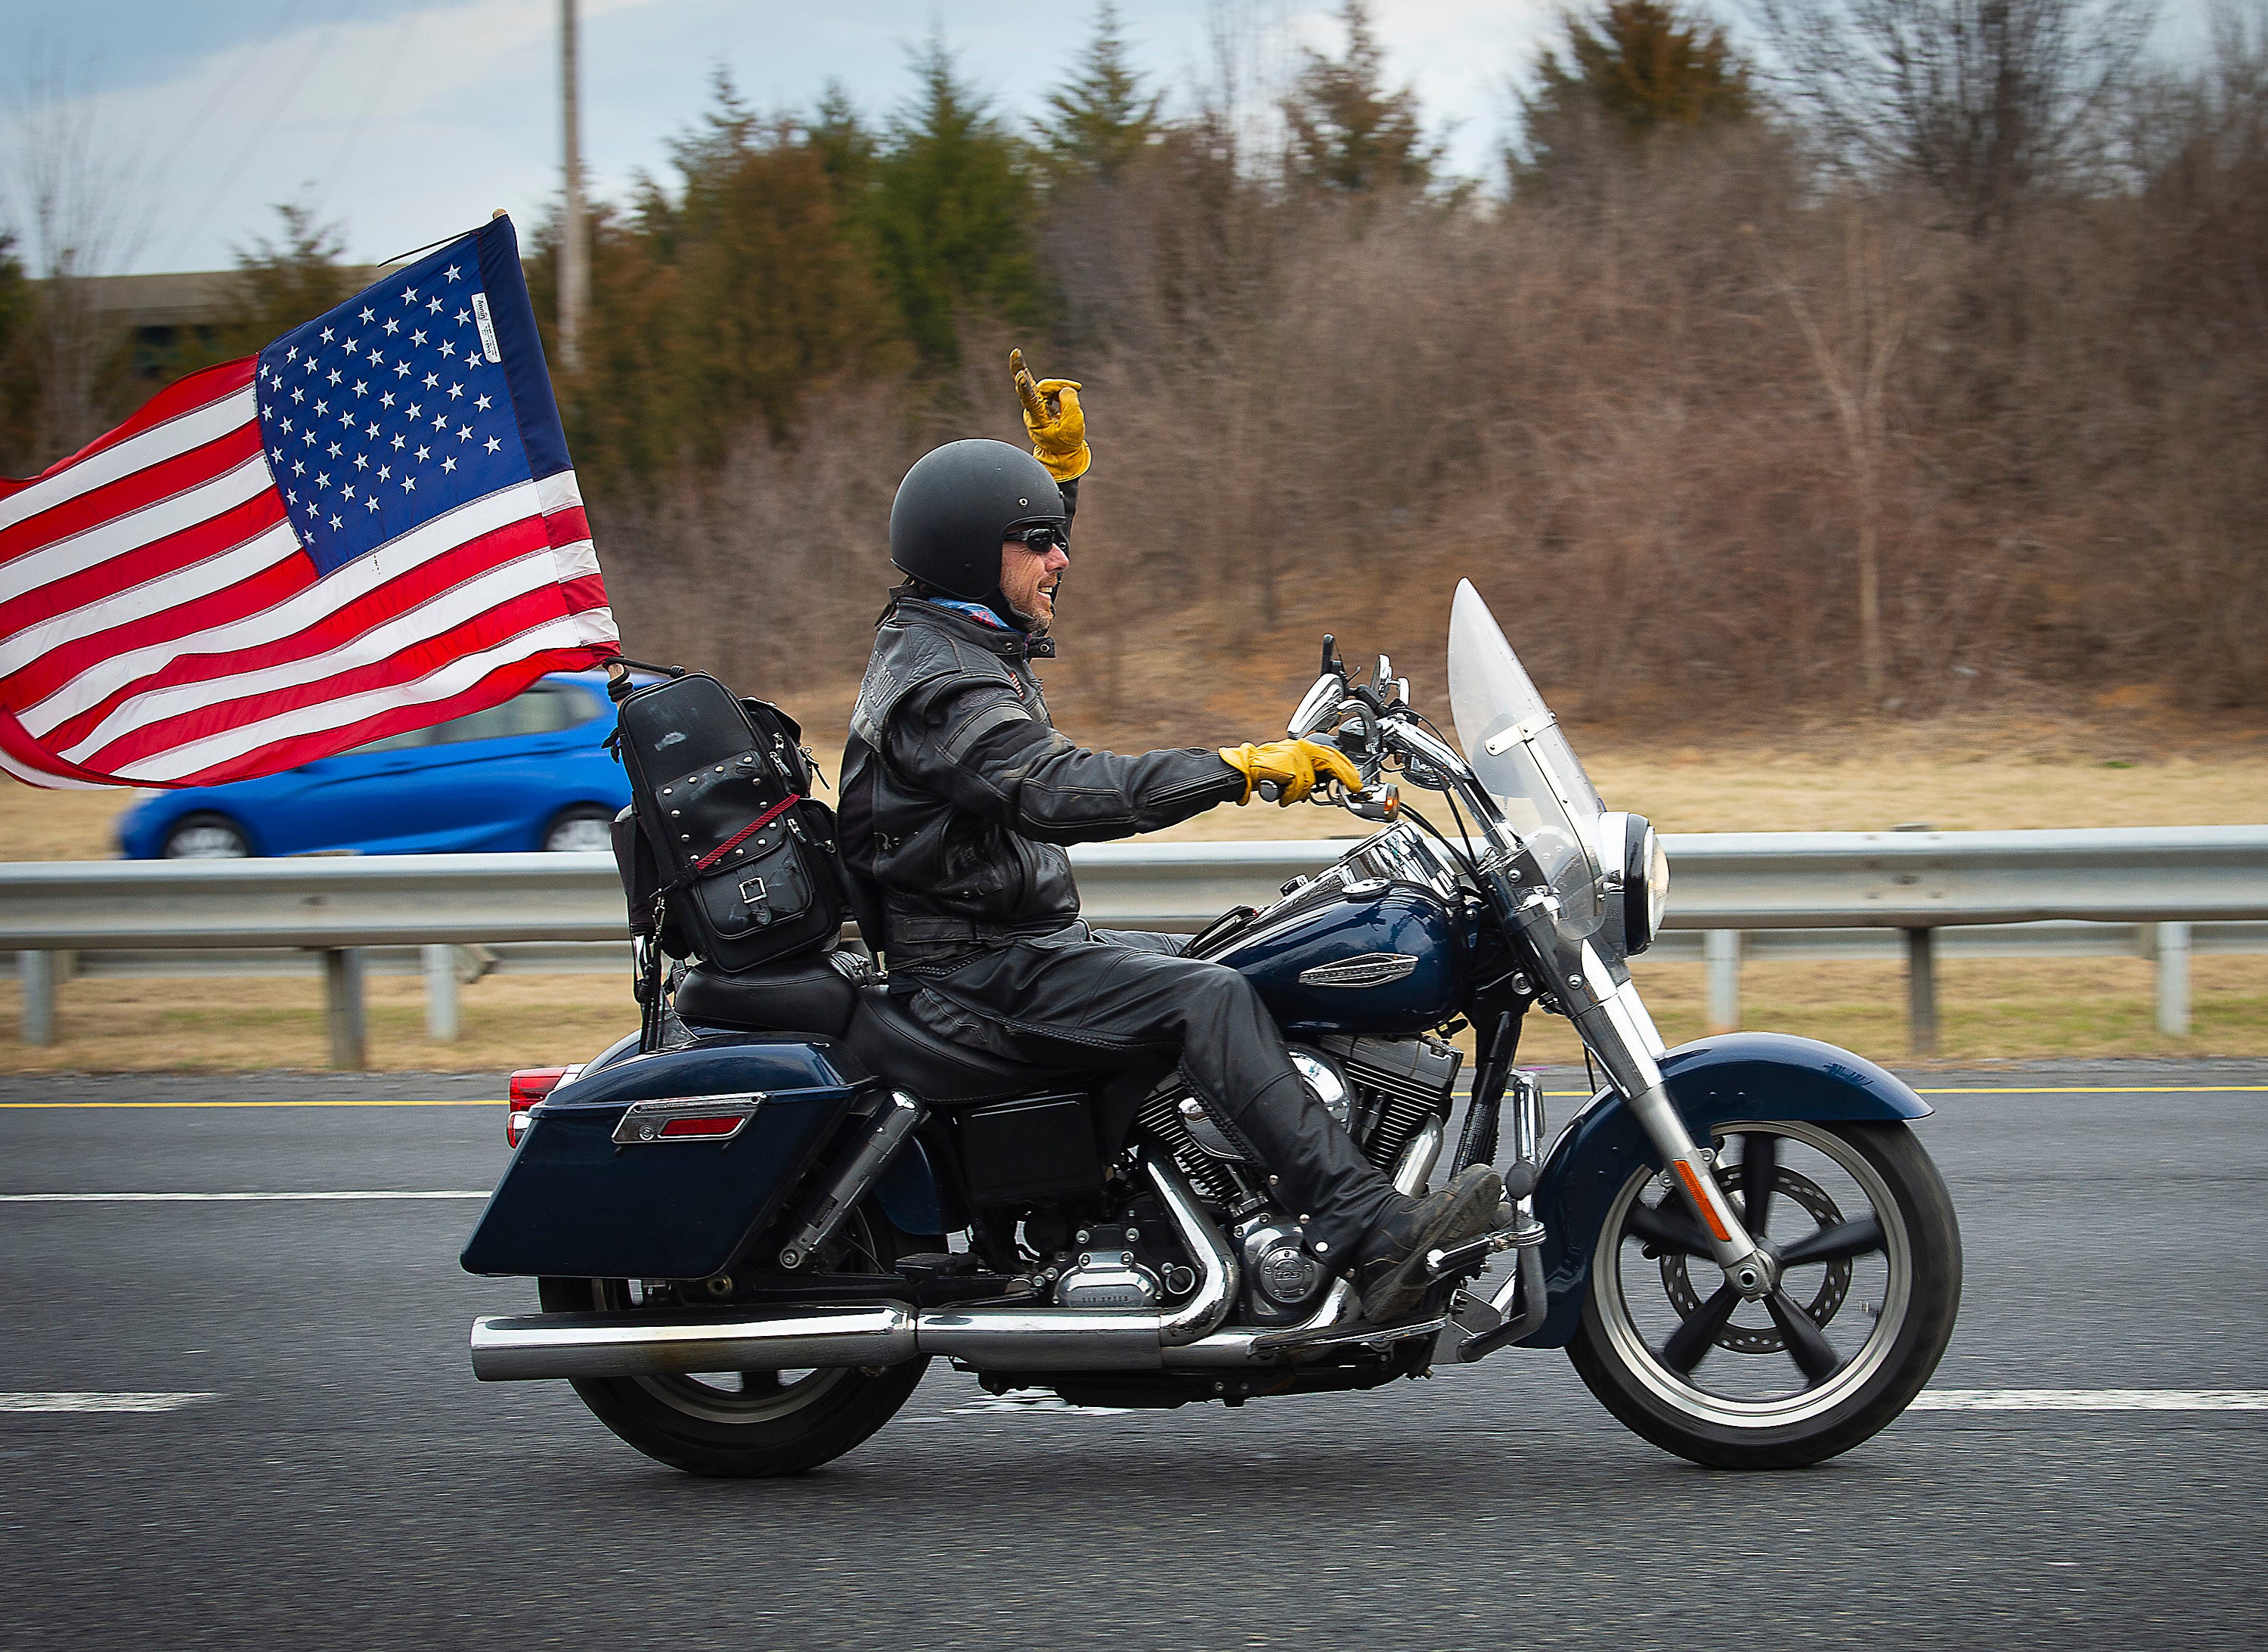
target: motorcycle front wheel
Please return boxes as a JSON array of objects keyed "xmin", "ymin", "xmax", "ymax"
[
  {"xmin": 1568, "ymin": 1119, "xmax": 1960, "ymax": 1469},
  {"xmin": 539, "ymin": 1204, "xmax": 930, "ymax": 1478}
]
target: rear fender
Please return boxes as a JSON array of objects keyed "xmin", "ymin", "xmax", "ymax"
[{"xmin": 1520, "ymin": 1032, "xmax": 1931, "ymax": 1348}]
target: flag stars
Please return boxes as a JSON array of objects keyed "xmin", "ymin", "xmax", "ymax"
[
  {"xmin": 302, "ymin": 430, "xmax": 316, "ymax": 446},
  {"xmin": 405, "ymin": 402, "xmax": 421, "ymax": 420},
  {"xmin": 290, "ymin": 386, "xmax": 305, "ymax": 404},
  {"xmin": 303, "ymin": 358, "xmax": 319, "ymax": 373},
  {"xmin": 365, "ymin": 495, "xmax": 381, "ymax": 512},
  {"xmin": 473, "ymin": 394, "xmax": 491, "ymax": 411},
  {"xmin": 327, "ymin": 369, "xmax": 342, "ymax": 386},
  {"xmin": 439, "ymin": 340, "xmax": 457, "ymax": 358},
  {"xmin": 441, "ymin": 456, "xmax": 457, "ymax": 474},
  {"xmin": 327, "ymin": 442, "xmax": 342, "ymax": 458},
  {"xmin": 364, "ymin": 420, "xmax": 380, "ymax": 439},
  {"xmin": 395, "ymin": 361, "xmax": 411, "ymax": 378},
  {"xmin": 454, "ymin": 308, "xmax": 470, "ymax": 325},
  {"xmin": 426, "ymin": 296, "xmax": 442, "ymax": 314},
  {"xmin": 380, "ymin": 391, "xmax": 395, "ymax": 410},
  {"xmin": 291, "ymin": 460, "xmax": 305, "ymax": 476},
  {"xmin": 342, "ymin": 484, "xmax": 356, "ymax": 500},
  {"xmin": 320, "ymin": 327, "xmax": 335, "ymax": 343},
  {"xmin": 411, "ymin": 329, "xmax": 426, "ymax": 347},
  {"xmin": 423, "ymin": 372, "xmax": 439, "ymax": 389},
  {"xmin": 316, "ymin": 473, "xmax": 330, "ymax": 489},
  {"xmin": 342, "ymin": 338, "xmax": 358, "ymax": 357},
  {"xmin": 400, "ymin": 287, "xmax": 418, "ymax": 304},
  {"xmin": 367, "ymin": 350, "xmax": 385, "ymax": 369},
  {"xmin": 354, "ymin": 454, "xmax": 369, "ymax": 470},
  {"xmin": 314, "ymin": 399, "xmax": 328, "ymax": 416},
  {"xmin": 383, "ymin": 318, "xmax": 399, "ymax": 336},
  {"xmin": 352, "ymin": 380, "xmax": 368, "ymax": 398},
  {"xmin": 285, "ymin": 346, "xmax": 299, "ymax": 361},
  {"xmin": 330, "ymin": 513, "xmax": 342, "ymax": 530},
  {"xmin": 269, "ymin": 446, "xmax": 284, "ymax": 463},
  {"xmin": 401, "ymin": 476, "xmax": 415, "ymax": 493},
  {"xmin": 414, "ymin": 444, "xmax": 430, "ymax": 462},
  {"xmin": 483, "ymin": 436, "xmax": 502, "ymax": 454},
  {"xmin": 448, "ymin": 382, "xmax": 464, "ymax": 399},
  {"xmin": 390, "ymin": 433, "xmax": 405, "ymax": 451},
  {"xmin": 358, "ymin": 305, "xmax": 376, "ymax": 323},
  {"xmin": 456, "ymin": 422, "xmax": 473, "ymax": 441},
  {"xmin": 432, "ymin": 413, "xmax": 448, "ymax": 430},
  {"xmin": 378, "ymin": 464, "xmax": 392, "ymax": 482},
  {"xmin": 444, "ymin": 263, "xmax": 461, "ymax": 282}
]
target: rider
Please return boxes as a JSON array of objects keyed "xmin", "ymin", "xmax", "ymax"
[{"xmin": 838, "ymin": 351, "xmax": 1503, "ymax": 1325}]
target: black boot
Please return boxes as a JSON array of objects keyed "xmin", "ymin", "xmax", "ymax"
[{"xmin": 1349, "ymin": 1166, "xmax": 1506, "ymax": 1325}]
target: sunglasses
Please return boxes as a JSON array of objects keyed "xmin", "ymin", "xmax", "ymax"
[{"xmin": 1005, "ymin": 525, "xmax": 1068, "ymax": 553}]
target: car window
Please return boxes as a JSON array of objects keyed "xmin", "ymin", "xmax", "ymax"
[
  {"xmin": 429, "ymin": 682, "xmax": 596, "ymax": 745},
  {"xmin": 348, "ymin": 727, "xmax": 435, "ymax": 755}
]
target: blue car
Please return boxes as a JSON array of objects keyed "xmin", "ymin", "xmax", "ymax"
[{"xmin": 116, "ymin": 673, "xmax": 627, "ymax": 858}]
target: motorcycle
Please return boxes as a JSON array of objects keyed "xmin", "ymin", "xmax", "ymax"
[{"xmin": 462, "ymin": 580, "xmax": 1961, "ymax": 1476}]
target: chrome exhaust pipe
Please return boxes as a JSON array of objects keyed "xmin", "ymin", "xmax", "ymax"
[
  {"xmin": 468, "ymin": 1158, "xmax": 1238, "ymax": 1381},
  {"xmin": 470, "ymin": 1302, "xmax": 917, "ymax": 1382}
]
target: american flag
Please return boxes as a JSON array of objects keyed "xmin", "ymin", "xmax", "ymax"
[{"xmin": 0, "ymin": 214, "xmax": 618, "ymax": 790}]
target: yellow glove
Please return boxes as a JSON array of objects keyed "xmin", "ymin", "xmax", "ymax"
[
  {"xmin": 1217, "ymin": 738, "xmax": 1364, "ymax": 807},
  {"xmin": 1012, "ymin": 347, "xmax": 1089, "ymax": 482}
]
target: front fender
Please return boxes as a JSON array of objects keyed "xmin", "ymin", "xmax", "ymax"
[{"xmin": 1520, "ymin": 1032, "xmax": 1931, "ymax": 1348}]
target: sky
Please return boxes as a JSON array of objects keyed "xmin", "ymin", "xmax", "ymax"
[{"xmin": 2, "ymin": 0, "xmax": 2232, "ymax": 278}]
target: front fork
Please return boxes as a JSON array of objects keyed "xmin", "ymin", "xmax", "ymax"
[{"xmin": 1520, "ymin": 900, "xmax": 1777, "ymax": 1300}]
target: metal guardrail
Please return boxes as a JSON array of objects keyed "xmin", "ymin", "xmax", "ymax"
[{"xmin": 2, "ymin": 826, "xmax": 2263, "ymax": 1064}]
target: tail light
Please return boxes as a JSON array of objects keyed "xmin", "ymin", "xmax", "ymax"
[{"xmin": 507, "ymin": 1066, "xmax": 575, "ymax": 1146}]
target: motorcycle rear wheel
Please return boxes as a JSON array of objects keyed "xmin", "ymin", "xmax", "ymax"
[
  {"xmin": 539, "ymin": 1205, "xmax": 930, "ymax": 1477},
  {"xmin": 1568, "ymin": 1119, "xmax": 1960, "ymax": 1470}
]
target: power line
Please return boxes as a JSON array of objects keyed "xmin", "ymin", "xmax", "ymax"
[{"xmin": 309, "ymin": 7, "xmax": 419, "ymax": 226}]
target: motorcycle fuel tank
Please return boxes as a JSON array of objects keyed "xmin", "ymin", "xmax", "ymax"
[{"xmin": 1211, "ymin": 879, "xmax": 1470, "ymax": 1037}]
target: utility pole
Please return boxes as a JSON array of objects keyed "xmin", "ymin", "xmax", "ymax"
[{"xmin": 558, "ymin": 0, "xmax": 587, "ymax": 373}]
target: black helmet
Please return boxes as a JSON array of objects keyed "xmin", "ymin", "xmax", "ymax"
[{"xmin": 888, "ymin": 439, "xmax": 1065, "ymax": 609}]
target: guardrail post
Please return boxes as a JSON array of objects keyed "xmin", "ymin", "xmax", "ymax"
[
  {"xmin": 1704, "ymin": 930, "xmax": 1741, "ymax": 1032},
  {"xmin": 423, "ymin": 944, "xmax": 460, "ymax": 1043},
  {"xmin": 1903, "ymin": 928, "xmax": 1938, "ymax": 1055},
  {"xmin": 2155, "ymin": 921, "xmax": 2192, "ymax": 1037},
  {"xmin": 17, "ymin": 950, "xmax": 56, "ymax": 1046},
  {"xmin": 323, "ymin": 947, "xmax": 367, "ymax": 1069}
]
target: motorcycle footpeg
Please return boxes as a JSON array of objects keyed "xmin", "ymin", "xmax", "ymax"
[{"xmin": 1424, "ymin": 1220, "xmax": 1543, "ymax": 1280}]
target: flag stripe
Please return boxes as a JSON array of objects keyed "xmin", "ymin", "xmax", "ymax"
[
  {"xmin": 0, "ymin": 488, "xmax": 290, "ymax": 671},
  {"xmin": 0, "ymin": 454, "xmax": 276, "ymax": 609},
  {"xmin": 0, "ymin": 416, "xmax": 265, "ymax": 572},
  {"xmin": 0, "ymin": 517, "xmax": 305, "ymax": 690},
  {"xmin": 68, "ymin": 537, "xmax": 571, "ymax": 767},
  {"xmin": 120, "ymin": 614, "xmax": 596, "ymax": 783},
  {"xmin": 0, "ymin": 371, "xmax": 256, "ymax": 535},
  {"xmin": 26, "ymin": 479, "xmax": 552, "ymax": 741}
]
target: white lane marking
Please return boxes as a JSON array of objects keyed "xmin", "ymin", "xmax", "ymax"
[
  {"xmin": 1913, "ymin": 1389, "xmax": 2268, "ymax": 1411},
  {"xmin": 0, "ymin": 1393, "xmax": 217, "ymax": 1412},
  {"xmin": 0, "ymin": 1191, "xmax": 488, "ymax": 1202}
]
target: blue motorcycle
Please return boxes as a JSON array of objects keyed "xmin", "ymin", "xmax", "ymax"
[{"xmin": 463, "ymin": 581, "xmax": 1961, "ymax": 1476}]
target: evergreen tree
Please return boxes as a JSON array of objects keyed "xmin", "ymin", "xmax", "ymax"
[
  {"xmin": 869, "ymin": 34, "xmax": 1044, "ymax": 364},
  {"xmin": 1515, "ymin": 2, "xmax": 1752, "ymax": 186},
  {"xmin": 1034, "ymin": 2, "xmax": 1166, "ymax": 181},
  {"xmin": 154, "ymin": 202, "xmax": 358, "ymax": 384},
  {"xmin": 1284, "ymin": 1, "xmax": 1440, "ymax": 193},
  {"xmin": 810, "ymin": 80, "xmax": 880, "ymax": 213}
]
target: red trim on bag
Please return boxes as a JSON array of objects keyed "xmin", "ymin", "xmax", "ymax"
[{"xmin": 692, "ymin": 793, "xmax": 802, "ymax": 872}]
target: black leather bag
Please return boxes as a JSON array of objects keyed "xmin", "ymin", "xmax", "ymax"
[{"xmin": 611, "ymin": 672, "xmax": 843, "ymax": 975}]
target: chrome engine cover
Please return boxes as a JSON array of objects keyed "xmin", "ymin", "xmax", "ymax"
[
  {"xmin": 1236, "ymin": 1214, "xmax": 1330, "ymax": 1324},
  {"xmin": 1054, "ymin": 1247, "xmax": 1163, "ymax": 1310},
  {"xmin": 1177, "ymin": 1048, "xmax": 1351, "ymax": 1163}
]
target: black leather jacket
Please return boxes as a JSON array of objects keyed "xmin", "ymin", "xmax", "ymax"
[{"xmin": 841, "ymin": 598, "xmax": 1243, "ymax": 965}]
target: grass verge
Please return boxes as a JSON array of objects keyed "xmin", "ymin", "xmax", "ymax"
[{"xmin": 1, "ymin": 956, "xmax": 2261, "ymax": 1074}]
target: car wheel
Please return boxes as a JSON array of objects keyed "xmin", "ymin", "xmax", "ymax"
[
  {"xmin": 161, "ymin": 814, "xmax": 252, "ymax": 858},
  {"xmin": 542, "ymin": 804, "xmax": 616, "ymax": 853}
]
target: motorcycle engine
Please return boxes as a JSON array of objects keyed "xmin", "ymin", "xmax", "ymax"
[
  {"xmin": 1052, "ymin": 1220, "xmax": 1173, "ymax": 1310},
  {"xmin": 1136, "ymin": 1035, "xmax": 1463, "ymax": 1324}
]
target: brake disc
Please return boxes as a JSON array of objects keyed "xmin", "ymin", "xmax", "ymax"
[{"xmin": 1659, "ymin": 1166, "xmax": 1854, "ymax": 1356}]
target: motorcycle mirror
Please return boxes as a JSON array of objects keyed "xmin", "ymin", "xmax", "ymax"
[{"xmin": 1320, "ymin": 635, "xmax": 1344, "ymax": 679}]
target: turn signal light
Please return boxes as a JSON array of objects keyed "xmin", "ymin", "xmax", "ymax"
[{"xmin": 507, "ymin": 1066, "xmax": 571, "ymax": 1147}]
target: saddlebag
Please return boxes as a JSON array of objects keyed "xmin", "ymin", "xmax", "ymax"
[
  {"xmin": 460, "ymin": 1037, "xmax": 867, "ymax": 1279},
  {"xmin": 611, "ymin": 671, "xmax": 844, "ymax": 977}
]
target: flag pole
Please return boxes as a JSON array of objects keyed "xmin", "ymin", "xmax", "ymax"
[{"xmin": 559, "ymin": 0, "xmax": 588, "ymax": 373}]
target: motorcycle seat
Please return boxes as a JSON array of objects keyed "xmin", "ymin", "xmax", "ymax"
[
  {"xmin": 674, "ymin": 953, "xmax": 861, "ymax": 1038},
  {"xmin": 841, "ymin": 985, "xmax": 1098, "ymax": 1105}
]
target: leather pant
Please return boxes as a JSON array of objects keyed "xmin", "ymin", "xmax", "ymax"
[{"xmin": 901, "ymin": 923, "xmax": 1402, "ymax": 1260}]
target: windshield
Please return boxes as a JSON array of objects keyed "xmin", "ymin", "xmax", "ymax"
[{"xmin": 1445, "ymin": 578, "xmax": 1605, "ymax": 939}]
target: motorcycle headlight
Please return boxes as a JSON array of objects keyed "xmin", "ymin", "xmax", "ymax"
[{"xmin": 1597, "ymin": 811, "xmax": 1666, "ymax": 955}]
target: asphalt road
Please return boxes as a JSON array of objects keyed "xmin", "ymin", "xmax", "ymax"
[{"xmin": 1, "ymin": 1060, "xmax": 2262, "ymax": 1650}]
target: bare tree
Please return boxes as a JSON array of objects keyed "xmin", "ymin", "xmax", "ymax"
[
  {"xmin": 1746, "ymin": 0, "xmax": 2158, "ymax": 233},
  {"xmin": 2, "ymin": 58, "xmax": 156, "ymax": 465}
]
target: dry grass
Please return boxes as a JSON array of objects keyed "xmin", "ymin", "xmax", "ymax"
[{"xmin": 2, "ymin": 955, "xmax": 2261, "ymax": 1075}]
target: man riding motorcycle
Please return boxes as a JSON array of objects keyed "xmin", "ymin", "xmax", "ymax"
[{"xmin": 838, "ymin": 351, "xmax": 1503, "ymax": 1325}]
